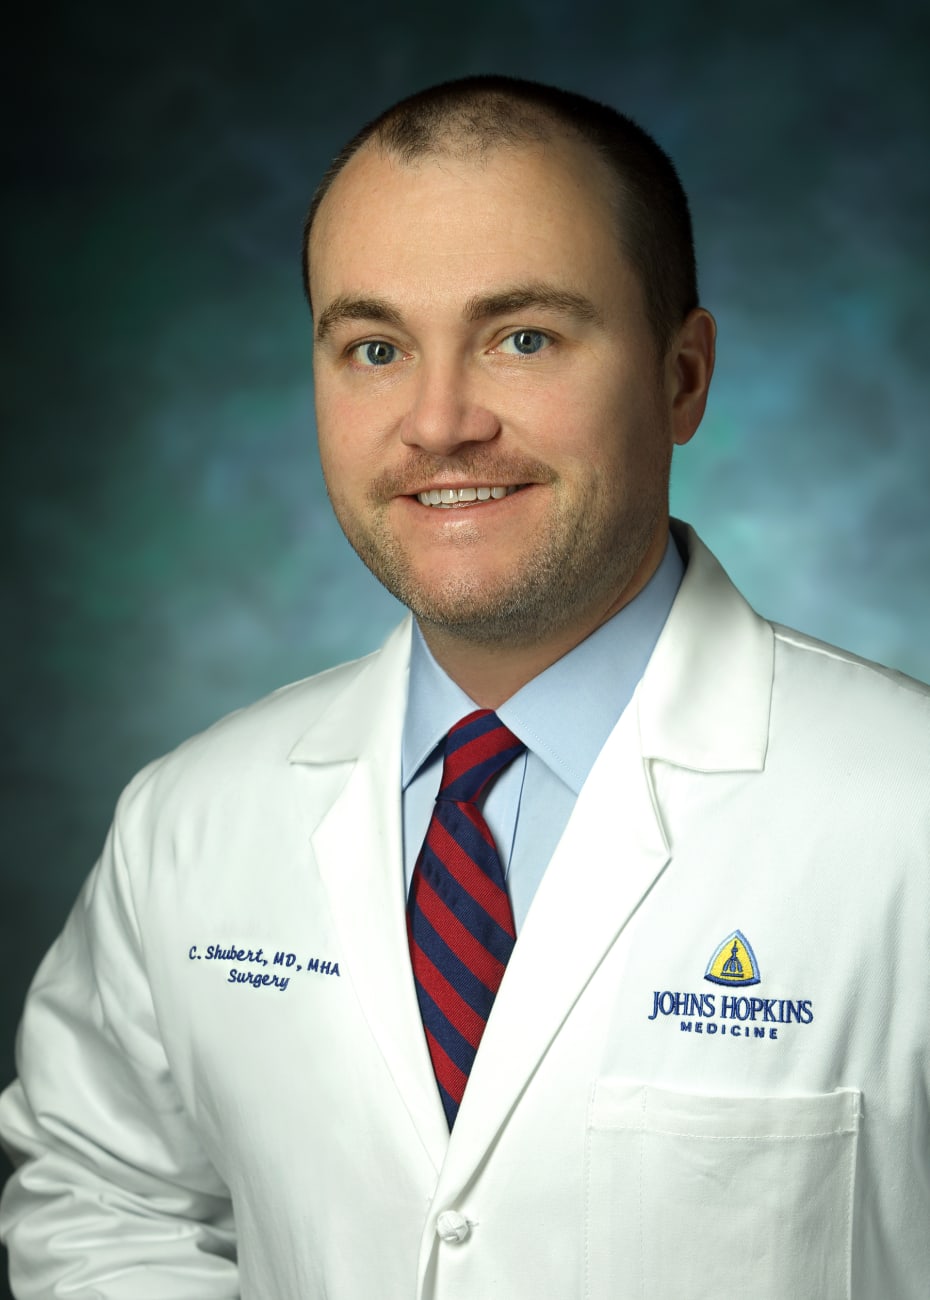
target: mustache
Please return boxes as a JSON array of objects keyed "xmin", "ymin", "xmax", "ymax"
[{"xmin": 369, "ymin": 450, "xmax": 556, "ymax": 500}]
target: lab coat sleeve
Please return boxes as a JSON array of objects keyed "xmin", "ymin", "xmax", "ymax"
[{"xmin": 0, "ymin": 771, "xmax": 238, "ymax": 1298}]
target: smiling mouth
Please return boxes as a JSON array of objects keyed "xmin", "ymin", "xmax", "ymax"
[{"xmin": 415, "ymin": 485, "xmax": 522, "ymax": 507}]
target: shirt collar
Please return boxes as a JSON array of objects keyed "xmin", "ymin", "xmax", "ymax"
[{"xmin": 402, "ymin": 533, "xmax": 684, "ymax": 792}]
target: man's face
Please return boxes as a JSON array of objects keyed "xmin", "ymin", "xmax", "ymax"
[{"xmin": 310, "ymin": 135, "xmax": 700, "ymax": 650}]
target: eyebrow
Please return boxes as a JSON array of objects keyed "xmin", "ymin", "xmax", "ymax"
[
  {"xmin": 315, "ymin": 296, "xmax": 404, "ymax": 343},
  {"xmin": 314, "ymin": 281, "xmax": 602, "ymax": 343},
  {"xmin": 464, "ymin": 283, "xmax": 602, "ymax": 325}
]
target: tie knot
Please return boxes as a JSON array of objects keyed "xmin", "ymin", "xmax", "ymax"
[{"xmin": 439, "ymin": 709, "xmax": 525, "ymax": 804}]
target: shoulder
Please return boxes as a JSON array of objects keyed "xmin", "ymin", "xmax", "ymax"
[
  {"xmin": 655, "ymin": 524, "xmax": 929, "ymax": 784},
  {"xmin": 756, "ymin": 625, "xmax": 930, "ymax": 847},
  {"xmin": 773, "ymin": 622, "xmax": 929, "ymax": 696},
  {"xmin": 116, "ymin": 619, "xmax": 412, "ymax": 827},
  {"xmin": 677, "ymin": 519, "xmax": 929, "ymax": 719},
  {"xmin": 770, "ymin": 621, "xmax": 930, "ymax": 743}
]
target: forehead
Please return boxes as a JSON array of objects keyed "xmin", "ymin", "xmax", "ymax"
[{"xmin": 308, "ymin": 136, "xmax": 637, "ymax": 319}]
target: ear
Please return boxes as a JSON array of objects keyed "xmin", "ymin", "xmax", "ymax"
[{"xmin": 666, "ymin": 308, "xmax": 716, "ymax": 447}]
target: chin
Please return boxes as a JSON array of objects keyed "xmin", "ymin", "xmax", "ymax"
[{"xmin": 401, "ymin": 574, "xmax": 579, "ymax": 648}]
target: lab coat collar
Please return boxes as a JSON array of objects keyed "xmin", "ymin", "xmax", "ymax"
[
  {"xmin": 639, "ymin": 521, "xmax": 774, "ymax": 773},
  {"xmin": 287, "ymin": 618, "xmax": 413, "ymax": 766}
]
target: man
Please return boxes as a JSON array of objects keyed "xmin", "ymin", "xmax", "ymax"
[{"xmin": 1, "ymin": 75, "xmax": 928, "ymax": 1299}]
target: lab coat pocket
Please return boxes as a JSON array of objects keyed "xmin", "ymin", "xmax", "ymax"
[{"xmin": 584, "ymin": 1081, "xmax": 860, "ymax": 1299}]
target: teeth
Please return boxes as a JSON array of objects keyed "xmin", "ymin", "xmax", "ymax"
[{"xmin": 417, "ymin": 485, "xmax": 520, "ymax": 507}]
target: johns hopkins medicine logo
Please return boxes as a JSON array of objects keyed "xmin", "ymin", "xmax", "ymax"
[
  {"xmin": 647, "ymin": 931, "xmax": 813, "ymax": 1041},
  {"xmin": 705, "ymin": 930, "xmax": 760, "ymax": 986}
]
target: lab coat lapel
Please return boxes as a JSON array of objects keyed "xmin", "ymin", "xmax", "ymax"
[
  {"xmin": 441, "ymin": 525, "xmax": 775, "ymax": 1177},
  {"xmin": 289, "ymin": 619, "xmax": 451, "ymax": 1172},
  {"xmin": 442, "ymin": 699, "xmax": 669, "ymax": 1175}
]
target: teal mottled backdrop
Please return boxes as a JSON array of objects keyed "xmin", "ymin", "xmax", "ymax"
[{"xmin": 2, "ymin": 0, "xmax": 928, "ymax": 1291}]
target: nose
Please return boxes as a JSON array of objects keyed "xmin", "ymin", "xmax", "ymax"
[{"xmin": 399, "ymin": 357, "xmax": 501, "ymax": 455}]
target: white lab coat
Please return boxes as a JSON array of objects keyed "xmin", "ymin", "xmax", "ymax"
[{"xmin": 1, "ymin": 526, "xmax": 928, "ymax": 1299}]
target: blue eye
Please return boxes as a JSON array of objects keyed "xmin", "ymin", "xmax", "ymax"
[
  {"xmin": 353, "ymin": 340, "xmax": 399, "ymax": 366},
  {"xmin": 500, "ymin": 330, "xmax": 550, "ymax": 356}
]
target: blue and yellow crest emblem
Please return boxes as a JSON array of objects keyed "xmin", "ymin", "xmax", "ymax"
[{"xmin": 704, "ymin": 931, "xmax": 761, "ymax": 987}]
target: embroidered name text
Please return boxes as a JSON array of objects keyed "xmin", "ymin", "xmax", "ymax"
[{"xmin": 228, "ymin": 968, "xmax": 290, "ymax": 992}]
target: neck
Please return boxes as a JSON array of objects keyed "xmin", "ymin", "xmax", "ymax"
[{"xmin": 418, "ymin": 531, "xmax": 668, "ymax": 708}]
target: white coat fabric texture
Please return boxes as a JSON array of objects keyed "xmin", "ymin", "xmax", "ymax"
[{"xmin": 1, "ymin": 526, "xmax": 929, "ymax": 1299}]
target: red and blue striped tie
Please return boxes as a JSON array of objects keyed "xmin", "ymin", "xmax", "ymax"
[{"xmin": 407, "ymin": 709, "xmax": 525, "ymax": 1127}]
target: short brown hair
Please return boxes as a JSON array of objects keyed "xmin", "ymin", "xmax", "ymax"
[{"xmin": 303, "ymin": 75, "xmax": 699, "ymax": 351}]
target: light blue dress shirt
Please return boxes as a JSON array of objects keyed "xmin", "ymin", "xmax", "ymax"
[{"xmin": 401, "ymin": 535, "xmax": 684, "ymax": 931}]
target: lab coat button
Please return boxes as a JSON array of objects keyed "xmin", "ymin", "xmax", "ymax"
[{"xmin": 436, "ymin": 1211, "xmax": 470, "ymax": 1243}]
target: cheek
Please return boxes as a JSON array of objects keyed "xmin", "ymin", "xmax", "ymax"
[
  {"xmin": 316, "ymin": 431, "xmax": 363, "ymax": 516},
  {"xmin": 317, "ymin": 376, "xmax": 399, "ymax": 448},
  {"xmin": 527, "ymin": 383, "xmax": 631, "ymax": 469},
  {"xmin": 316, "ymin": 391, "xmax": 373, "ymax": 476}
]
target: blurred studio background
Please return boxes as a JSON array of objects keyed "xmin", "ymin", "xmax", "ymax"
[{"xmin": 2, "ymin": 0, "xmax": 928, "ymax": 1288}]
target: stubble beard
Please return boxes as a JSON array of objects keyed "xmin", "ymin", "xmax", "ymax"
[{"xmin": 326, "ymin": 450, "xmax": 670, "ymax": 650}]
